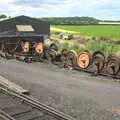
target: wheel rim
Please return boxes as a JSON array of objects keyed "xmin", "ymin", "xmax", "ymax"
[
  {"xmin": 61, "ymin": 49, "xmax": 68, "ymax": 55},
  {"xmin": 35, "ymin": 43, "xmax": 44, "ymax": 54},
  {"xmin": 45, "ymin": 49, "xmax": 57, "ymax": 61},
  {"xmin": 77, "ymin": 52, "xmax": 91, "ymax": 69},
  {"xmin": 49, "ymin": 43, "xmax": 58, "ymax": 51},
  {"xmin": 92, "ymin": 51, "xmax": 105, "ymax": 73},
  {"xmin": 65, "ymin": 50, "xmax": 77, "ymax": 67},
  {"xmin": 22, "ymin": 42, "xmax": 30, "ymax": 53},
  {"xmin": 107, "ymin": 55, "xmax": 120, "ymax": 75}
]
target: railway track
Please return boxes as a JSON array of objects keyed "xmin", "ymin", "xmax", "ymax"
[
  {"xmin": 0, "ymin": 110, "xmax": 15, "ymax": 120},
  {"xmin": 74, "ymin": 66, "xmax": 120, "ymax": 79},
  {"xmin": 0, "ymin": 87, "xmax": 75, "ymax": 120}
]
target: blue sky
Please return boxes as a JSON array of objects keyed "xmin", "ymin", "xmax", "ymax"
[{"xmin": 0, "ymin": 0, "xmax": 120, "ymax": 20}]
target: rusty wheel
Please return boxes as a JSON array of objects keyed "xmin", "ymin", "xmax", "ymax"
[
  {"xmin": 77, "ymin": 52, "xmax": 91, "ymax": 69},
  {"xmin": 107, "ymin": 55, "xmax": 120, "ymax": 76},
  {"xmin": 65, "ymin": 50, "xmax": 77, "ymax": 68},
  {"xmin": 92, "ymin": 51, "xmax": 105, "ymax": 73},
  {"xmin": 58, "ymin": 49, "xmax": 68, "ymax": 68},
  {"xmin": 44, "ymin": 43, "xmax": 58, "ymax": 63},
  {"xmin": 49, "ymin": 49, "xmax": 58, "ymax": 62},
  {"xmin": 44, "ymin": 49, "xmax": 57, "ymax": 62},
  {"xmin": 49, "ymin": 43, "xmax": 58, "ymax": 51},
  {"xmin": 61, "ymin": 49, "xmax": 69, "ymax": 55}
]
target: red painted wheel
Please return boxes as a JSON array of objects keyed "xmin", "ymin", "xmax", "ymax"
[
  {"xmin": 77, "ymin": 52, "xmax": 92, "ymax": 69},
  {"xmin": 22, "ymin": 42, "xmax": 30, "ymax": 53},
  {"xmin": 35, "ymin": 43, "xmax": 44, "ymax": 54}
]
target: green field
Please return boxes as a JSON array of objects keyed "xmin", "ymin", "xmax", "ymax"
[{"xmin": 52, "ymin": 25, "xmax": 120, "ymax": 39}]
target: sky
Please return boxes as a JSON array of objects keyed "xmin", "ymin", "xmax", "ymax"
[{"xmin": 0, "ymin": 0, "xmax": 120, "ymax": 20}]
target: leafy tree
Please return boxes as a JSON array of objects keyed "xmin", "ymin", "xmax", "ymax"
[
  {"xmin": 0, "ymin": 14, "xmax": 7, "ymax": 19},
  {"xmin": 41, "ymin": 16, "xmax": 100, "ymax": 25}
]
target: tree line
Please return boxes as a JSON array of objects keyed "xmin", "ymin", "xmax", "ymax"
[
  {"xmin": 1, "ymin": 14, "xmax": 120, "ymax": 25},
  {"xmin": 41, "ymin": 16, "xmax": 100, "ymax": 25}
]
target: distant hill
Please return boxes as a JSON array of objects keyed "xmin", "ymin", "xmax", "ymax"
[
  {"xmin": 1, "ymin": 14, "xmax": 120, "ymax": 25},
  {"xmin": 41, "ymin": 17, "xmax": 100, "ymax": 25}
]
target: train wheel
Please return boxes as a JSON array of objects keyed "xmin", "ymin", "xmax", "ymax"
[
  {"xmin": 61, "ymin": 49, "xmax": 68, "ymax": 55},
  {"xmin": 44, "ymin": 49, "xmax": 57, "ymax": 63},
  {"xmin": 49, "ymin": 43, "xmax": 58, "ymax": 51},
  {"xmin": 35, "ymin": 43, "xmax": 44, "ymax": 54},
  {"xmin": 50, "ymin": 50, "xmax": 58, "ymax": 63},
  {"xmin": 92, "ymin": 51, "xmax": 105, "ymax": 73},
  {"xmin": 77, "ymin": 52, "xmax": 92, "ymax": 69},
  {"xmin": 58, "ymin": 49, "xmax": 68, "ymax": 68},
  {"xmin": 107, "ymin": 55, "xmax": 120, "ymax": 76},
  {"xmin": 22, "ymin": 42, "xmax": 30, "ymax": 53},
  {"xmin": 44, "ymin": 51, "xmax": 52, "ymax": 62},
  {"xmin": 65, "ymin": 50, "xmax": 77, "ymax": 68}
]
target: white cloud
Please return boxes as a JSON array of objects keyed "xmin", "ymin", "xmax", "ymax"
[
  {"xmin": 0, "ymin": 0, "xmax": 119, "ymax": 20},
  {"xmin": 0, "ymin": 0, "xmax": 13, "ymax": 3}
]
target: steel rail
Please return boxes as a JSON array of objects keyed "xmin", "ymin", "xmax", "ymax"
[
  {"xmin": 0, "ymin": 87, "xmax": 76, "ymax": 120},
  {"xmin": 74, "ymin": 67, "xmax": 120, "ymax": 79},
  {"xmin": 0, "ymin": 110, "xmax": 16, "ymax": 120}
]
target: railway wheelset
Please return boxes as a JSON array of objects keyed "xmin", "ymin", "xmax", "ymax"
[
  {"xmin": 44, "ymin": 47, "xmax": 120, "ymax": 78},
  {"xmin": 57, "ymin": 50, "xmax": 120, "ymax": 78},
  {"xmin": 0, "ymin": 38, "xmax": 120, "ymax": 78},
  {"xmin": 0, "ymin": 37, "xmax": 52, "ymax": 63}
]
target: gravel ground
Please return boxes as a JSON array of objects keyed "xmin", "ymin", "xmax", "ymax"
[{"xmin": 0, "ymin": 58, "xmax": 120, "ymax": 120}]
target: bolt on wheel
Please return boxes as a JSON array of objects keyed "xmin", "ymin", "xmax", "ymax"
[{"xmin": 77, "ymin": 52, "xmax": 92, "ymax": 69}]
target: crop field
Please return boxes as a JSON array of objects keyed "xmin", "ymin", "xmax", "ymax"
[
  {"xmin": 51, "ymin": 25, "xmax": 120, "ymax": 55},
  {"xmin": 52, "ymin": 25, "xmax": 120, "ymax": 39}
]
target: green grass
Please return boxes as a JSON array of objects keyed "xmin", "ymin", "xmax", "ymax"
[
  {"xmin": 59, "ymin": 41, "xmax": 86, "ymax": 53},
  {"xmin": 52, "ymin": 25, "xmax": 120, "ymax": 39},
  {"xmin": 51, "ymin": 25, "xmax": 120, "ymax": 55},
  {"xmin": 58, "ymin": 40, "xmax": 120, "ymax": 56},
  {"xmin": 86, "ymin": 40, "xmax": 120, "ymax": 56}
]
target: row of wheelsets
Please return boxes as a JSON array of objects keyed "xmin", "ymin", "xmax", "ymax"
[
  {"xmin": 0, "ymin": 37, "xmax": 119, "ymax": 77},
  {"xmin": 0, "ymin": 36, "xmax": 53, "ymax": 62},
  {"xmin": 47, "ymin": 48, "xmax": 120, "ymax": 77}
]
